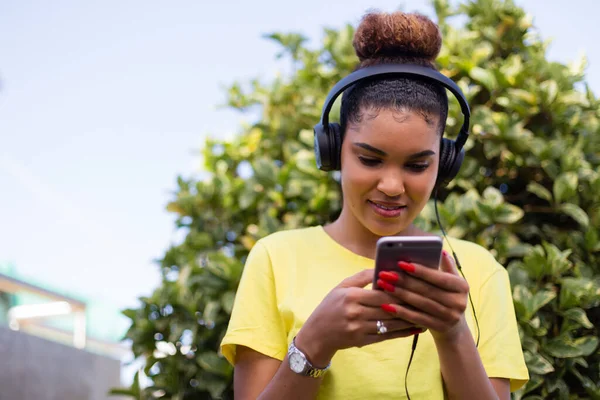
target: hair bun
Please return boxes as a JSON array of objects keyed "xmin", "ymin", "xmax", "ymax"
[{"xmin": 353, "ymin": 11, "xmax": 442, "ymax": 64}]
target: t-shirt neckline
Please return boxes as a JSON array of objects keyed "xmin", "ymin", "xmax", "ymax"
[{"xmin": 315, "ymin": 225, "xmax": 375, "ymax": 264}]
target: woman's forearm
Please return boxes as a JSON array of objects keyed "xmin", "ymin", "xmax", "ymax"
[
  {"xmin": 256, "ymin": 332, "xmax": 334, "ymax": 400},
  {"xmin": 433, "ymin": 322, "xmax": 498, "ymax": 400},
  {"xmin": 256, "ymin": 355, "xmax": 323, "ymax": 400}
]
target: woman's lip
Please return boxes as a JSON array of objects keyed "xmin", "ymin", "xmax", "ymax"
[
  {"xmin": 369, "ymin": 200, "xmax": 407, "ymax": 207},
  {"xmin": 368, "ymin": 200, "xmax": 407, "ymax": 218}
]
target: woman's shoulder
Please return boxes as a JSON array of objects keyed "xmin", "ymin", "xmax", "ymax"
[
  {"xmin": 256, "ymin": 225, "xmax": 324, "ymax": 251},
  {"xmin": 443, "ymin": 236, "xmax": 506, "ymax": 281}
]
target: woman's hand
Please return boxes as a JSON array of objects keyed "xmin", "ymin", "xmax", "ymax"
[
  {"xmin": 295, "ymin": 269, "xmax": 423, "ymax": 367},
  {"xmin": 376, "ymin": 250, "xmax": 470, "ymax": 342}
]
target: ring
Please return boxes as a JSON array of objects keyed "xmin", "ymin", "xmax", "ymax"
[{"xmin": 376, "ymin": 320, "xmax": 388, "ymax": 335}]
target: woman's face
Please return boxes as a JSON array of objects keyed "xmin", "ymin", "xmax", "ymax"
[{"xmin": 339, "ymin": 107, "xmax": 440, "ymax": 237}]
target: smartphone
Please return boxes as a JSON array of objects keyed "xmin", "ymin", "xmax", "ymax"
[{"xmin": 373, "ymin": 235, "xmax": 444, "ymax": 289}]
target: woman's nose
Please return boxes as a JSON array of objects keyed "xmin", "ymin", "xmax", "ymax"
[{"xmin": 376, "ymin": 172, "xmax": 405, "ymax": 198}]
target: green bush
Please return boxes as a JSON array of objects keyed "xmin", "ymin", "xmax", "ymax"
[{"xmin": 111, "ymin": 0, "xmax": 600, "ymax": 398}]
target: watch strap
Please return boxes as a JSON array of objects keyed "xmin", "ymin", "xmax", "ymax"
[{"xmin": 288, "ymin": 337, "xmax": 330, "ymax": 378}]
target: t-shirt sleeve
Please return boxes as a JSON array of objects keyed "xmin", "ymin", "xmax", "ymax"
[
  {"xmin": 220, "ymin": 240, "xmax": 288, "ymax": 366},
  {"xmin": 477, "ymin": 264, "xmax": 530, "ymax": 392}
]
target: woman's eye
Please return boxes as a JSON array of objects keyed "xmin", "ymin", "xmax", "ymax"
[
  {"xmin": 358, "ymin": 157, "xmax": 381, "ymax": 167},
  {"xmin": 407, "ymin": 163, "xmax": 429, "ymax": 172}
]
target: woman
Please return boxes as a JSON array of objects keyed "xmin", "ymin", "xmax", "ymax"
[{"xmin": 220, "ymin": 10, "xmax": 529, "ymax": 400}]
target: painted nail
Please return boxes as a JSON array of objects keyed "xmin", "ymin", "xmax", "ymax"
[
  {"xmin": 398, "ymin": 261, "xmax": 416, "ymax": 273},
  {"xmin": 379, "ymin": 271, "xmax": 399, "ymax": 283},
  {"xmin": 377, "ymin": 279, "xmax": 395, "ymax": 292},
  {"xmin": 381, "ymin": 304, "xmax": 396, "ymax": 313},
  {"xmin": 442, "ymin": 250, "xmax": 449, "ymax": 258},
  {"xmin": 409, "ymin": 328, "xmax": 425, "ymax": 335}
]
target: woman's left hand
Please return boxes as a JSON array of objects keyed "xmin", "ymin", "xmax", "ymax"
[{"xmin": 376, "ymin": 250, "xmax": 470, "ymax": 342}]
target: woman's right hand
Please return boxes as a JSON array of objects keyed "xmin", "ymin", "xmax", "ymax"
[{"xmin": 294, "ymin": 269, "xmax": 422, "ymax": 367}]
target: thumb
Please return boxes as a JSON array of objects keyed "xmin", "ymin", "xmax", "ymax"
[
  {"xmin": 338, "ymin": 268, "xmax": 374, "ymax": 288},
  {"xmin": 440, "ymin": 250, "xmax": 459, "ymax": 275}
]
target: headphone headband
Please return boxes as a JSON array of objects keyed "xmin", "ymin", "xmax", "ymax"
[{"xmin": 318, "ymin": 64, "xmax": 471, "ymax": 149}]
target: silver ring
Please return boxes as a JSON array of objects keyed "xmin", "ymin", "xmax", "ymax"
[{"xmin": 376, "ymin": 320, "xmax": 388, "ymax": 335}]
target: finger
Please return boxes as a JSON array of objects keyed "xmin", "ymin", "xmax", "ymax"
[
  {"xmin": 389, "ymin": 287, "xmax": 455, "ymax": 321},
  {"xmin": 353, "ymin": 303, "xmax": 415, "ymax": 324},
  {"xmin": 363, "ymin": 327, "xmax": 425, "ymax": 346},
  {"xmin": 440, "ymin": 250, "xmax": 459, "ymax": 275},
  {"xmin": 377, "ymin": 271, "xmax": 463, "ymax": 309},
  {"xmin": 347, "ymin": 287, "xmax": 402, "ymax": 308},
  {"xmin": 338, "ymin": 269, "xmax": 374, "ymax": 288},
  {"xmin": 383, "ymin": 303, "xmax": 462, "ymax": 333},
  {"xmin": 365, "ymin": 318, "xmax": 418, "ymax": 334},
  {"xmin": 396, "ymin": 260, "xmax": 468, "ymax": 293}
]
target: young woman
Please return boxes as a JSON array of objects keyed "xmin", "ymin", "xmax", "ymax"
[{"xmin": 220, "ymin": 10, "xmax": 529, "ymax": 400}]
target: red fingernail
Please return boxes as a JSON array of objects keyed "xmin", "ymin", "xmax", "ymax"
[
  {"xmin": 442, "ymin": 250, "xmax": 449, "ymax": 257},
  {"xmin": 410, "ymin": 328, "xmax": 424, "ymax": 335},
  {"xmin": 379, "ymin": 271, "xmax": 399, "ymax": 283},
  {"xmin": 377, "ymin": 279, "xmax": 395, "ymax": 292},
  {"xmin": 381, "ymin": 304, "xmax": 396, "ymax": 313},
  {"xmin": 397, "ymin": 261, "xmax": 415, "ymax": 273}
]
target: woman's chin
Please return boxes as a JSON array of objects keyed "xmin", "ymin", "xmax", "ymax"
[{"xmin": 366, "ymin": 220, "xmax": 410, "ymax": 237}]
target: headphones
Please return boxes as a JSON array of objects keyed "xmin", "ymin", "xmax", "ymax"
[{"xmin": 313, "ymin": 64, "xmax": 471, "ymax": 187}]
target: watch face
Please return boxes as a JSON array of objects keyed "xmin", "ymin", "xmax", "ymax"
[{"xmin": 289, "ymin": 352, "xmax": 306, "ymax": 373}]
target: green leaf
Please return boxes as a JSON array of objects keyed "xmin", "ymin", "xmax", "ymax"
[
  {"xmin": 482, "ymin": 186, "xmax": 504, "ymax": 207},
  {"xmin": 495, "ymin": 203, "xmax": 524, "ymax": 224},
  {"xmin": 544, "ymin": 336, "xmax": 596, "ymax": 358},
  {"xmin": 253, "ymin": 157, "xmax": 278, "ymax": 186},
  {"xmin": 221, "ymin": 291, "xmax": 236, "ymax": 315},
  {"xmin": 530, "ymin": 289, "xmax": 557, "ymax": 317},
  {"xmin": 545, "ymin": 376, "xmax": 569, "ymax": 398},
  {"xmin": 527, "ymin": 182, "xmax": 552, "ymax": 202},
  {"xmin": 508, "ymin": 88, "xmax": 538, "ymax": 105},
  {"xmin": 540, "ymin": 80, "xmax": 559, "ymax": 105},
  {"xmin": 560, "ymin": 277, "xmax": 595, "ymax": 310},
  {"xmin": 573, "ymin": 336, "xmax": 600, "ymax": 356},
  {"xmin": 203, "ymin": 301, "xmax": 221, "ymax": 326},
  {"xmin": 559, "ymin": 203, "xmax": 590, "ymax": 228},
  {"xmin": 553, "ymin": 172, "xmax": 578, "ymax": 203},
  {"xmin": 197, "ymin": 352, "xmax": 231, "ymax": 377},
  {"xmin": 470, "ymin": 66, "xmax": 498, "ymax": 91},
  {"xmin": 524, "ymin": 351, "xmax": 555, "ymax": 374},
  {"xmin": 122, "ymin": 308, "xmax": 138, "ymax": 320},
  {"xmin": 207, "ymin": 380, "xmax": 228, "ymax": 399},
  {"xmin": 561, "ymin": 308, "xmax": 593, "ymax": 329},
  {"xmin": 542, "ymin": 242, "xmax": 572, "ymax": 276},
  {"xmin": 521, "ymin": 245, "xmax": 547, "ymax": 280},
  {"xmin": 238, "ymin": 186, "xmax": 257, "ymax": 210}
]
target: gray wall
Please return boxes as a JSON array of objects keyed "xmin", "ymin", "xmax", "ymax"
[{"xmin": 0, "ymin": 326, "xmax": 123, "ymax": 400}]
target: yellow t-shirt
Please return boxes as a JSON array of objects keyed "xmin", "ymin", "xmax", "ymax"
[{"xmin": 220, "ymin": 226, "xmax": 529, "ymax": 399}]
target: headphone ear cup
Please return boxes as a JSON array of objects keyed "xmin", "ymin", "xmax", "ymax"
[
  {"xmin": 313, "ymin": 122, "xmax": 342, "ymax": 171},
  {"xmin": 329, "ymin": 123, "xmax": 342, "ymax": 170},
  {"xmin": 437, "ymin": 138, "xmax": 464, "ymax": 187},
  {"xmin": 313, "ymin": 123, "xmax": 331, "ymax": 171}
]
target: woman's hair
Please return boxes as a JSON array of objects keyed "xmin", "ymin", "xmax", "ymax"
[{"xmin": 340, "ymin": 11, "xmax": 449, "ymax": 135}]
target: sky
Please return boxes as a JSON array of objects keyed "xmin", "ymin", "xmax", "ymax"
[{"xmin": 0, "ymin": 0, "xmax": 598, "ymax": 377}]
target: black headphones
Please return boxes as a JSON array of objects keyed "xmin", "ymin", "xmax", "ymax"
[{"xmin": 313, "ymin": 64, "xmax": 471, "ymax": 187}]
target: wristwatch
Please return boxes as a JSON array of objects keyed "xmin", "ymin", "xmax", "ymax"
[{"xmin": 287, "ymin": 337, "xmax": 331, "ymax": 378}]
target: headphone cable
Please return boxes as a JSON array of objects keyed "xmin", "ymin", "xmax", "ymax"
[
  {"xmin": 404, "ymin": 189, "xmax": 481, "ymax": 400},
  {"xmin": 433, "ymin": 187, "xmax": 480, "ymax": 347}
]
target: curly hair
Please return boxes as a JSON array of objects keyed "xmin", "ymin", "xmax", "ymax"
[{"xmin": 341, "ymin": 11, "xmax": 449, "ymax": 135}]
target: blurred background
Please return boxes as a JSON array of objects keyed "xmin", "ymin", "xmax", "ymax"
[{"xmin": 0, "ymin": 0, "xmax": 598, "ymax": 398}]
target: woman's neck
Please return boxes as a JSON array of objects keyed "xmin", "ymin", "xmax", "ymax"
[{"xmin": 323, "ymin": 207, "xmax": 425, "ymax": 260}]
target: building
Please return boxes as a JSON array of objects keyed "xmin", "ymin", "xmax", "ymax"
[{"xmin": 0, "ymin": 261, "xmax": 131, "ymax": 400}]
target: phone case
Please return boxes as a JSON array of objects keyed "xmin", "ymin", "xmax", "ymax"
[{"xmin": 373, "ymin": 236, "xmax": 443, "ymax": 289}]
